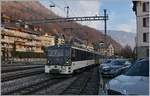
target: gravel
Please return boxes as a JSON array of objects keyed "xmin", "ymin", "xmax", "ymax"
[
  {"xmin": 1, "ymin": 73, "xmax": 51, "ymax": 95},
  {"xmin": 33, "ymin": 76, "xmax": 78, "ymax": 95},
  {"xmin": 2, "ymin": 67, "xmax": 44, "ymax": 80},
  {"xmin": 2, "ymin": 65, "xmax": 44, "ymax": 73}
]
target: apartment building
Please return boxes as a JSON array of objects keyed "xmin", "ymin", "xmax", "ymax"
[
  {"xmin": 40, "ymin": 33, "xmax": 55, "ymax": 47},
  {"xmin": 1, "ymin": 14, "xmax": 64, "ymax": 61},
  {"xmin": 132, "ymin": 0, "xmax": 149, "ymax": 59},
  {"xmin": 1, "ymin": 24, "xmax": 43, "ymax": 59}
]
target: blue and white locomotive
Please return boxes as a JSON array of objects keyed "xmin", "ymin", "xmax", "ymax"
[{"xmin": 44, "ymin": 44, "xmax": 102, "ymax": 74}]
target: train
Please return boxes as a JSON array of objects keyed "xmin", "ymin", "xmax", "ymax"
[{"xmin": 44, "ymin": 44, "xmax": 103, "ymax": 74}]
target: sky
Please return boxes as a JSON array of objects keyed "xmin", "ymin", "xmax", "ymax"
[{"xmin": 40, "ymin": 0, "xmax": 136, "ymax": 33}]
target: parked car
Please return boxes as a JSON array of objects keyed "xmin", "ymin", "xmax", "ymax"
[
  {"xmin": 100, "ymin": 59, "xmax": 131, "ymax": 77},
  {"xmin": 104, "ymin": 58, "xmax": 149, "ymax": 95},
  {"xmin": 99, "ymin": 59, "xmax": 112, "ymax": 70}
]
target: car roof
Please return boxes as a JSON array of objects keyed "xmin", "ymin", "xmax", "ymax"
[{"xmin": 138, "ymin": 58, "xmax": 149, "ymax": 62}]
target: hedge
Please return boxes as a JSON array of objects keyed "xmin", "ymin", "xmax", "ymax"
[{"xmin": 14, "ymin": 51, "xmax": 46, "ymax": 58}]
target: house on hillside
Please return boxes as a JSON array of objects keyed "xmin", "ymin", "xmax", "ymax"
[{"xmin": 98, "ymin": 41, "xmax": 115, "ymax": 57}]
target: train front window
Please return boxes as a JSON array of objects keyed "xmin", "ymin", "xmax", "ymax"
[
  {"xmin": 48, "ymin": 49, "xmax": 64, "ymax": 57},
  {"xmin": 47, "ymin": 48, "xmax": 70, "ymax": 65}
]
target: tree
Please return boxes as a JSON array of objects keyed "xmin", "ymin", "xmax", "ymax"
[{"xmin": 120, "ymin": 45, "xmax": 134, "ymax": 58}]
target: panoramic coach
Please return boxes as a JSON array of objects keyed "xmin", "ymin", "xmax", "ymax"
[{"xmin": 44, "ymin": 44, "xmax": 102, "ymax": 74}]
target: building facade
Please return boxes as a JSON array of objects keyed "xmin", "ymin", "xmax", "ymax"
[
  {"xmin": 40, "ymin": 33, "xmax": 55, "ymax": 47},
  {"xmin": 1, "ymin": 14, "xmax": 65, "ymax": 61},
  {"xmin": 98, "ymin": 41, "xmax": 115, "ymax": 57},
  {"xmin": 132, "ymin": 0, "xmax": 149, "ymax": 59},
  {"xmin": 107, "ymin": 44, "xmax": 115, "ymax": 57}
]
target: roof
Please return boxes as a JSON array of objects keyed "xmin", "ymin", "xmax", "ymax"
[{"xmin": 2, "ymin": 23, "xmax": 40, "ymax": 36}]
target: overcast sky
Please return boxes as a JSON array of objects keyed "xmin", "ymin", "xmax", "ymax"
[{"xmin": 40, "ymin": 0, "xmax": 136, "ymax": 33}]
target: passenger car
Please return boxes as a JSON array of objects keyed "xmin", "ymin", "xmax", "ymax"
[
  {"xmin": 104, "ymin": 58, "xmax": 149, "ymax": 95},
  {"xmin": 45, "ymin": 44, "xmax": 102, "ymax": 74},
  {"xmin": 101, "ymin": 59, "xmax": 131, "ymax": 77}
]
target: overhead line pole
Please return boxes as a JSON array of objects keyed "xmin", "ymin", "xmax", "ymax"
[{"xmin": 104, "ymin": 9, "xmax": 107, "ymax": 48}]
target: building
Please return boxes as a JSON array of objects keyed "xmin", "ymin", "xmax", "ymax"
[
  {"xmin": 1, "ymin": 14, "xmax": 66, "ymax": 62},
  {"xmin": 40, "ymin": 33, "xmax": 55, "ymax": 47},
  {"xmin": 1, "ymin": 24, "xmax": 43, "ymax": 60},
  {"xmin": 53, "ymin": 34, "xmax": 65, "ymax": 45},
  {"xmin": 107, "ymin": 44, "xmax": 115, "ymax": 57},
  {"xmin": 98, "ymin": 41, "xmax": 115, "ymax": 57},
  {"xmin": 132, "ymin": 0, "xmax": 149, "ymax": 59},
  {"xmin": 1, "ymin": 14, "xmax": 56, "ymax": 61}
]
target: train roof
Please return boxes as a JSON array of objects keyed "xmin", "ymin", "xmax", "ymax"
[
  {"xmin": 71, "ymin": 46, "xmax": 100, "ymax": 55},
  {"xmin": 46, "ymin": 44, "xmax": 101, "ymax": 55}
]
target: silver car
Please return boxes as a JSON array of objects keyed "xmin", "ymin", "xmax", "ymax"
[
  {"xmin": 100, "ymin": 59, "xmax": 131, "ymax": 77},
  {"xmin": 104, "ymin": 58, "xmax": 149, "ymax": 95}
]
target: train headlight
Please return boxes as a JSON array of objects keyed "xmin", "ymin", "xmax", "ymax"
[{"xmin": 61, "ymin": 66, "xmax": 66, "ymax": 71}]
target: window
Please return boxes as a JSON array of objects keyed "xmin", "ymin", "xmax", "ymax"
[
  {"xmin": 146, "ymin": 48, "xmax": 149, "ymax": 57},
  {"xmin": 143, "ymin": 33, "xmax": 149, "ymax": 42},
  {"xmin": 1, "ymin": 35, "xmax": 5, "ymax": 39},
  {"xmin": 143, "ymin": 17, "xmax": 149, "ymax": 27},
  {"xmin": 143, "ymin": 2, "xmax": 149, "ymax": 12},
  {"xmin": 124, "ymin": 60, "xmax": 149, "ymax": 77}
]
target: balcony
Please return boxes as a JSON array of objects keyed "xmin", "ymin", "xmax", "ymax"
[
  {"xmin": 16, "ymin": 48, "xmax": 26, "ymax": 52},
  {"xmin": 36, "ymin": 42, "xmax": 42, "ymax": 46},
  {"xmin": 1, "ymin": 39, "xmax": 14, "ymax": 44},
  {"xmin": 25, "ymin": 42, "xmax": 36, "ymax": 46},
  {"xmin": 35, "ymin": 50, "xmax": 43, "ymax": 53}
]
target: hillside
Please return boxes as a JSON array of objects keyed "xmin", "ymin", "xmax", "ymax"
[
  {"xmin": 106, "ymin": 30, "xmax": 136, "ymax": 49},
  {"xmin": 1, "ymin": 1, "xmax": 122, "ymax": 53}
]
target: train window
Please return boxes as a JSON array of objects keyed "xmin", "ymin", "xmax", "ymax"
[
  {"xmin": 64, "ymin": 49, "xmax": 70, "ymax": 57},
  {"xmin": 71, "ymin": 49, "xmax": 76, "ymax": 61},
  {"xmin": 48, "ymin": 49, "xmax": 64, "ymax": 57},
  {"xmin": 71, "ymin": 48, "xmax": 97, "ymax": 61}
]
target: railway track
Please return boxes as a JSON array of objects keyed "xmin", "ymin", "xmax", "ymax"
[
  {"xmin": 2, "ymin": 65, "xmax": 44, "ymax": 73},
  {"xmin": 59, "ymin": 68, "xmax": 93, "ymax": 95},
  {"xmin": 2, "ymin": 73, "xmax": 46, "ymax": 95},
  {"xmin": 1, "ymin": 68, "xmax": 44, "ymax": 82},
  {"xmin": 1, "ymin": 63, "xmax": 43, "ymax": 67},
  {"xmin": 81, "ymin": 67, "xmax": 100, "ymax": 95},
  {"xmin": 2, "ymin": 66, "xmax": 100, "ymax": 95},
  {"xmin": 3, "ymin": 75, "xmax": 69, "ymax": 95}
]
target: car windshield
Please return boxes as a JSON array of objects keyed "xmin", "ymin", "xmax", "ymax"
[
  {"xmin": 104, "ymin": 60, "xmax": 111, "ymax": 63},
  {"xmin": 124, "ymin": 60, "xmax": 149, "ymax": 77},
  {"xmin": 111, "ymin": 60, "xmax": 124, "ymax": 65}
]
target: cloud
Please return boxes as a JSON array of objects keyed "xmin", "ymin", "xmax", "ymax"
[
  {"xmin": 40, "ymin": 0, "xmax": 136, "ymax": 33},
  {"xmin": 76, "ymin": 0, "xmax": 103, "ymax": 30},
  {"xmin": 78, "ymin": 0, "xmax": 100, "ymax": 16},
  {"xmin": 115, "ymin": 19, "xmax": 136, "ymax": 33}
]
